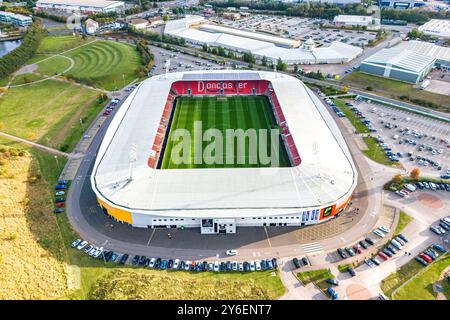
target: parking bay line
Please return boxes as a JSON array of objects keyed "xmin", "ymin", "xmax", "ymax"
[{"xmin": 147, "ymin": 228, "xmax": 156, "ymax": 246}]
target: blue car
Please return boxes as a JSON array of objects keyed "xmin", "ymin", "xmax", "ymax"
[
  {"xmin": 398, "ymin": 233, "xmax": 409, "ymax": 243},
  {"xmin": 432, "ymin": 243, "xmax": 446, "ymax": 253},
  {"xmin": 161, "ymin": 259, "xmax": 167, "ymax": 270},
  {"xmin": 272, "ymin": 258, "xmax": 278, "ymax": 269},
  {"xmin": 54, "ymin": 208, "xmax": 64, "ymax": 213},
  {"xmin": 261, "ymin": 260, "xmax": 267, "ymax": 270},
  {"xmin": 327, "ymin": 287, "xmax": 338, "ymax": 300},
  {"xmin": 266, "ymin": 259, "xmax": 273, "ymax": 269},
  {"xmin": 55, "ymin": 184, "xmax": 67, "ymax": 190},
  {"xmin": 415, "ymin": 256, "xmax": 428, "ymax": 266}
]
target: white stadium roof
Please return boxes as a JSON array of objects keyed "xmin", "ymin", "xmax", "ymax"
[
  {"xmin": 91, "ymin": 71, "xmax": 357, "ymax": 218},
  {"xmin": 418, "ymin": 19, "xmax": 450, "ymax": 39},
  {"xmin": 362, "ymin": 47, "xmax": 436, "ymax": 73},
  {"xmin": 164, "ymin": 16, "xmax": 362, "ymax": 65},
  {"xmin": 36, "ymin": 0, "xmax": 124, "ymax": 9}
]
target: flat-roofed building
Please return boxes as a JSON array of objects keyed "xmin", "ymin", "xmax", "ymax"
[
  {"xmin": 0, "ymin": 11, "xmax": 32, "ymax": 26},
  {"xmin": 35, "ymin": 0, "xmax": 125, "ymax": 14},
  {"xmin": 333, "ymin": 15, "xmax": 380, "ymax": 28}
]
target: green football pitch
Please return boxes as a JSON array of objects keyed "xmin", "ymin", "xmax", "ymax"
[{"xmin": 160, "ymin": 96, "xmax": 291, "ymax": 169}]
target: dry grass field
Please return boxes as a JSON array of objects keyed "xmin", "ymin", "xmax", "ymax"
[{"xmin": 0, "ymin": 143, "xmax": 68, "ymax": 299}]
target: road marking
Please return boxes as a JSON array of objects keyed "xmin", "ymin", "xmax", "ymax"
[
  {"xmin": 302, "ymin": 242, "xmax": 323, "ymax": 254},
  {"xmin": 263, "ymin": 226, "xmax": 272, "ymax": 248},
  {"xmin": 147, "ymin": 228, "xmax": 156, "ymax": 246},
  {"xmin": 340, "ymin": 237, "xmax": 346, "ymax": 244}
]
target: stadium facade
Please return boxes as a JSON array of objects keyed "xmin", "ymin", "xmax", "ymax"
[{"xmin": 91, "ymin": 71, "xmax": 358, "ymax": 234}]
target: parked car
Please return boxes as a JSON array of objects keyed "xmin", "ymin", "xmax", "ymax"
[
  {"xmin": 432, "ymin": 243, "xmax": 446, "ymax": 253},
  {"xmin": 77, "ymin": 240, "xmax": 88, "ymax": 250},
  {"xmin": 419, "ymin": 253, "xmax": 432, "ymax": 264},
  {"xmin": 226, "ymin": 249, "xmax": 238, "ymax": 256},
  {"xmin": 184, "ymin": 261, "xmax": 191, "ymax": 271},
  {"xmin": 364, "ymin": 258, "xmax": 376, "ymax": 268},
  {"xmin": 359, "ymin": 240, "xmax": 368, "ymax": 249},
  {"xmin": 365, "ymin": 238, "xmax": 375, "ymax": 246},
  {"xmin": 337, "ymin": 248, "xmax": 348, "ymax": 259},
  {"xmin": 382, "ymin": 248, "xmax": 393, "ymax": 258},
  {"xmin": 387, "ymin": 245, "xmax": 398, "ymax": 255},
  {"xmin": 415, "ymin": 256, "xmax": 428, "ymax": 266},
  {"xmin": 293, "ymin": 258, "xmax": 301, "ymax": 268},
  {"xmin": 378, "ymin": 252, "xmax": 389, "ymax": 261},
  {"xmin": 301, "ymin": 257, "xmax": 309, "ymax": 266},
  {"xmin": 326, "ymin": 278, "xmax": 339, "ymax": 286},
  {"xmin": 327, "ymin": 287, "xmax": 338, "ymax": 300},
  {"xmin": 371, "ymin": 256, "xmax": 381, "ymax": 266},
  {"xmin": 119, "ymin": 254, "xmax": 129, "ymax": 264},
  {"xmin": 214, "ymin": 261, "xmax": 220, "ymax": 272},
  {"xmin": 391, "ymin": 239, "xmax": 403, "ymax": 250},
  {"xmin": 398, "ymin": 233, "xmax": 409, "ymax": 243},
  {"xmin": 160, "ymin": 259, "xmax": 168, "ymax": 270},
  {"xmin": 430, "ymin": 226, "xmax": 442, "ymax": 235},
  {"xmin": 131, "ymin": 255, "xmax": 140, "ymax": 266},
  {"xmin": 345, "ymin": 247, "xmax": 356, "ymax": 257},
  {"xmin": 71, "ymin": 239, "xmax": 81, "ymax": 248},
  {"xmin": 394, "ymin": 236, "xmax": 406, "ymax": 246},
  {"xmin": 348, "ymin": 267, "xmax": 356, "ymax": 277},
  {"xmin": 379, "ymin": 225, "xmax": 390, "ymax": 233},
  {"xmin": 148, "ymin": 257, "xmax": 156, "ymax": 268},
  {"xmin": 373, "ymin": 229, "xmax": 385, "ymax": 238},
  {"xmin": 232, "ymin": 261, "xmax": 238, "ymax": 271}
]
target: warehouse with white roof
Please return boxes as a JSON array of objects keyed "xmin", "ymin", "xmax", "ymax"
[
  {"xmin": 35, "ymin": 0, "xmax": 125, "ymax": 13},
  {"xmin": 360, "ymin": 48, "xmax": 435, "ymax": 83},
  {"xmin": 91, "ymin": 70, "xmax": 357, "ymax": 234},
  {"xmin": 418, "ymin": 19, "xmax": 450, "ymax": 39},
  {"xmin": 164, "ymin": 16, "xmax": 363, "ymax": 65}
]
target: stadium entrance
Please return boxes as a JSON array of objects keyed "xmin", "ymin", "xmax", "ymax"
[{"xmin": 201, "ymin": 218, "xmax": 236, "ymax": 234}]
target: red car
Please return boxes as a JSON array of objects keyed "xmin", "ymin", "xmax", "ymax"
[
  {"xmin": 353, "ymin": 245, "xmax": 362, "ymax": 254},
  {"xmin": 103, "ymin": 110, "xmax": 111, "ymax": 116},
  {"xmin": 420, "ymin": 253, "xmax": 432, "ymax": 264},
  {"xmin": 378, "ymin": 252, "xmax": 389, "ymax": 261}
]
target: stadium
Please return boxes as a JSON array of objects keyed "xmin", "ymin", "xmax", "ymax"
[{"xmin": 91, "ymin": 70, "xmax": 358, "ymax": 234}]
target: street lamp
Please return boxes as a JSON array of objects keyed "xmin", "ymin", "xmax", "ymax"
[{"xmin": 54, "ymin": 155, "xmax": 60, "ymax": 171}]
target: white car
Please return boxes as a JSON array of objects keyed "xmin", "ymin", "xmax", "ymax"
[
  {"xmin": 379, "ymin": 225, "xmax": 390, "ymax": 233},
  {"xmin": 373, "ymin": 229, "xmax": 385, "ymax": 238},
  {"xmin": 226, "ymin": 249, "xmax": 238, "ymax": 256},
  {"xmin": 214, "ymin": 261, "xmax": 220, "ymax": 272},
  {"xmin": 184, "ymin": 261, "xmax": 191, "ymax": 271},
  {"xmin": 404, "ymin": 184, "xmax": 416, "ymax": 192},
  {"xmin": 87, "ymin": 246, "xmax": 97, "ymax": 256},
  {"xmin": 255, "ymin": 260, "xmax": 261, "ymax": 271},
  {"xmin": 173, "ymin": 259, "xmax": 180, "ymax": 269},
  {"xmin": 364, "ymin": 258, "xmax": 375, "ymax": 268},
  {"xmin": 250, "ymin": 261, "xmax": 256, "ymax": 271},
  {"xmin": 238, "ymin": 263, "xmax": 244, "ymax": 271},
  {"xmin": 149, "ymin": 258, "xmax": 156, "ymax": 268},
  {"xmin": 71, "ymin": 239, "xmax": 81, "ymax": 248},
  {"xmin": 76, "ymin": 240, "xmax": 88, "ymax": 250},
  {"xmin": 93, "ymin": 247, "xmax": 103, "ymax": 258}
]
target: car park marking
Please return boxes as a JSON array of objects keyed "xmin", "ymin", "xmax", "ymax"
[{"xmin": 147, "ymin": 228, "xmax": 156, "ymax": 246}]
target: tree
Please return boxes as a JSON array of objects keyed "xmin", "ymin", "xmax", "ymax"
[
  {"xmin": 293, "ymin": 64, "xmax": 298, "ymax": 74},
  {"xmin": 261, "ymin": 55, "xmax": 267, "ymax": 67},
  {"xmin": 342, "ymin": 85, "xmax": 348, "ymax": 94},
  {"xmin": 276, "ymin": 58, "xmax": 287, "ymax": 71},
  {"xmin": 202, "ymin": 43, "xmax": 208, "ymax": 52},
  {"xmin": 410, "ymin": 168, "xmax": 420, "ymax": 179},
  {"xmin": 163, "ymin": 14, "xmax": 169, "ymax": 22},
  {"xmin": 393, "ymin": 173, "xmax": 403, "ymax": 184}
]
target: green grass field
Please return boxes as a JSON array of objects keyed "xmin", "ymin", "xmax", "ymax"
[
  {"xmin": 344, "ymin": 72, "xmax": 450, "ymax": 111},
  {"xmin": 297, "ymin": 269, "xmax": 334, "ymax": 291},
  {"xmin": 0, "ymin": 80, "xmax": 99, "ymax": 149},
  {"xmin": 161, "ymin": 96, "xmax": 290, "ymax": 169},
  {"xmin": 64, "ymin": 40, "xmax": 141, "ymax": 90},
  {"xmin": 36, "ymin": 55, "xmax": 72, "ymax": 76},
  {"xmin": 37, "ymin": 35, "xmax": 92, "ymax": 54}
]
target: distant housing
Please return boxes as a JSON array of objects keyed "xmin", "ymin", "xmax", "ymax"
[
  {"xmin": 35, "ymin": 0, "xmax": 125, "ymax": 14},
  {"xmin": 0, "ymin": 11, "xmax": 32, "ymax": 27}
]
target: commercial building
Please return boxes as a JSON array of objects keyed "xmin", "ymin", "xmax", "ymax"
[
  {"xmin": 35, "ymin": 0, "xmax": 125, "ymax": 14},
  {"xmin": 84, "ymin": 18, "xmax": 98, "ymax": 34},
  {"xmin": 164, "ymin": 16, "xmax": 362, "ymax": 65},
  {"xmin": 0, "ymin": 11, "xmax": 32, "ymax": 27},
  {"xmin": 91, "ymin": 70, "xmax": 357, "ymax": 234},
  {"xmin": 129, "ymin": 18, "xmax": 149, "ymax": 30},
  {"xmin": 333, "ymin": 15, "xmax": 381, "ymax": 29},
  {"xmin": 360, "ymin": 47, "xmax": 436, "ymax": 83},
  {"xmin": 418, "ymin": 19, "xmax": 450, "ymax": 39},
  {"xmin": 378, "ymin": 0, "xmax": 425, "ymax": 9}
]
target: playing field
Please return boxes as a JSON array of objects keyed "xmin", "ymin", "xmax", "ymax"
[{"xmin": 161, "ymin": 96, "xmax": 290, "ymax": 169}]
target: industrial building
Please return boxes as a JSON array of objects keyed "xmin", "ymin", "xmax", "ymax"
[
  {"xmin": 91, "ymin": 70, "xmax": 357, "ymax": 234},
  {"xmin": 360, "ymin": 47, "xmax": 436, "ymax": 83},
  {"xmin": 418, "ymin": 19, "xmax": 450, "ymax": 39},
  {"xmin": 164, "ymin": 16, "xmax": 362, "ymax": 65},
  {"xmin": 35, "ymin": 0, "xmax": 125, "ymax": 14},
  {"xmin": 379, "ymin": 0, "xmax": 425, "ymax": 8},
  {"xmin": 333, "ymin": 15, "xmax": 381, "ymax": 29},
  {"xmin": 0, "ymin": 11, "xmax": 32, "ymax": 27},
  {"xmin": 395, "ymin": 40, "xmax": 450, "ymax": 67}
]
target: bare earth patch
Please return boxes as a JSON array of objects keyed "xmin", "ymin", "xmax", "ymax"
[
  {"xmin": 0, "ymin": 147, "xmax": 68, "ymax": 299},
  {"xmin": 417, "ymin": 193, "xmax": 444, "ymax": 209},
  {"xmin": 15, "ymin": 64, "xmax": 38, "ymax": 76}
]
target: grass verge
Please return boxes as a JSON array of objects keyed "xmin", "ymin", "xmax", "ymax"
[
  {"xmin": 393, "ymin": 211, "xmax": 413, "ymax": 237},
  {"xmin": 297, "ymin": 269, "xmax": 334, "ymax": 291}
]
